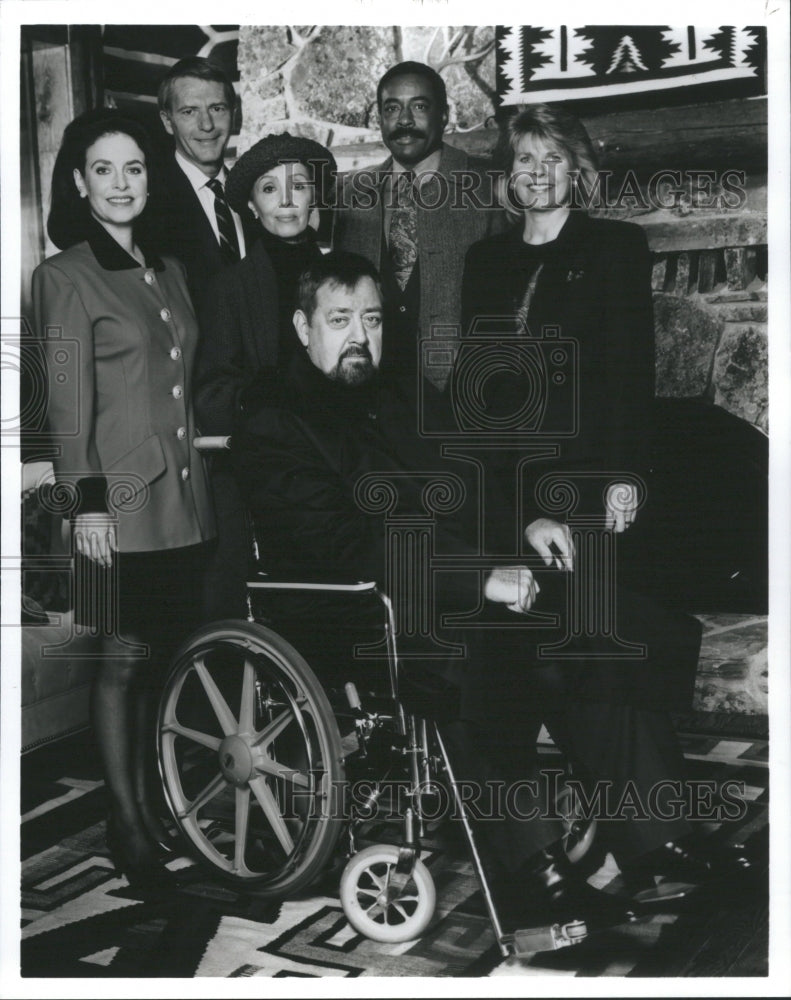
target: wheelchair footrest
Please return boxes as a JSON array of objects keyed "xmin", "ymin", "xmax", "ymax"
[
  {"xmin": 507, "ymin": 920, "xmax": 588, "ymax": 955},
  {"xmin": 631, "ymin": 879, "xmax": 698, "ymax": 907}
]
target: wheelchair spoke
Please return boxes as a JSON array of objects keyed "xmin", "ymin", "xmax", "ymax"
[
  {"xmin": 180, "ymin": 771, "xmax": 227, "ymax": 818},
  {"xmin": 392, "ymin": 902, "xmax": 411, "ymax": 921},
  {"xmin": 251, "ymin": 707, "xmax": 296, "ymax": 749},
  {"xmin": 365, "ymin": 867, "xmax": 387, "ymax": 892},
  {"xmin": 161, "ymin": 721, "xmax": 221, "ymax": 752},
  {"xmin": 234, "ymin": 786, "xmax": 251, "ymax": 871},
  {"xmin": 248, "ymin": 775, "xmax": 295, "ymax": 855},
  {"xmin": 239, "ymin": 658, "xmax": 257, "ymax": 734},
  {"xmin": 254, "ymin": 756, "xmax": 312, "ymax": 788},
  {"xmin": 159, "ymin": 622, "xmax": 345, "ymax": 891},
  {"xmin": 193, "ymin": 656, "xmax": 239, "ymax": 736}
]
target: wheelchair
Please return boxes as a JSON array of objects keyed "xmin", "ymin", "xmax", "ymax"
[{"xmin": 156, "ymin": 441, "xmax": 597, "ymax": 956}]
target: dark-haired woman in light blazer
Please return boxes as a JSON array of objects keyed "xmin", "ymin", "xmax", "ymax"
[{"xmin": 32, "ymin": 109, "xmax": 215, "ymax": 891}]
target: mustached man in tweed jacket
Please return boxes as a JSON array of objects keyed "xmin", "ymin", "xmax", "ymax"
[{"xmin": 334, "ymin": 61, "xmax": 505, "ymax": 391}]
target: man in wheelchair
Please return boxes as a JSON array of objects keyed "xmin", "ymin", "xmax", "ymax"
[{"xmin": 232, "ymin": 250, "xmax": 752, "ymax": 937}]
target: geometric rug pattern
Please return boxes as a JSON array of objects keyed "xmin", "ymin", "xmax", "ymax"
[{"xmin": 21, "ymin": 731, "xmax": 769, "ymax": 978}]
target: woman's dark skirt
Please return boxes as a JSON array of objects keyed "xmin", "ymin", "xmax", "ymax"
[{"xmin": 73, "ymin": 544, "xmax": 209, "ymax": 668}]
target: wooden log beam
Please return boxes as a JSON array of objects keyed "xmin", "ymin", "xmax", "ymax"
[
  {"xmin": 725, "ymin": 247, "xmax": 759, "ymax": 291},
  {"xmin": 67, "ymin": 25, "xmax": 104, "ymax": 116},
  {"xmin": 593, "ymin": 176, "xmax": 766, "ymax": 252},
  {"xmin": 697, "ymin": 250, "xmax": 719, "ymax": 294},
  {"xmin": 674, "ymin": 252, "xmax": 692, "ymax": 296},
  {"xmin": 583, "ymin": 97, "xmax": 767, "ymax": 174},
  {"xmin": 651, "ymin": 257, "xmax": 668, "ymax": 292},
  {"xmin": 334, "ymin": 97, "xmax": 767, "ymax": 176},
  {"xmin": 637, "ymin": 208, "xmax": 766, "ymax": 254}
]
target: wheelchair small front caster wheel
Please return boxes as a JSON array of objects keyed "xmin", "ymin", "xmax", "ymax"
[{"xmin": 340, "ymin": 844, "xmax": 436, "ymax": 943}]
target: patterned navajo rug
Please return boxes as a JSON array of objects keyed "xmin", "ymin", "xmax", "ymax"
[
  {"xmin": 21, "ymin": 728, "xmax": 768, "ymax": 979},
  {"xmin": 495, "ymin": 26, "xmax": 766, "ymax": 109}
]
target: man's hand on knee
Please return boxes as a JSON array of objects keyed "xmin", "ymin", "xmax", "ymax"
[
  {"xmin": 525, "ymin": 518, "xmax": 574, "ymax": 571},
  {"xmin": 484, "ymin": 566, "xmax": 540, "ymax": 613}
]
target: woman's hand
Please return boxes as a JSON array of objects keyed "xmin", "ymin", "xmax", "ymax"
[
  {"xmin": 73, "ymin": 513, "xmax": 117, "ymax": 569},
  {"xmin": 525, "ymin": 518, "xmax": 574, "ymax": 570},
  {"xmin": 605, "ymin": 482, "xmax": 638, "ymax": 533},
  {"xmin": 484, "ymin": 566, "xmax": 540, "ymax": 614}
]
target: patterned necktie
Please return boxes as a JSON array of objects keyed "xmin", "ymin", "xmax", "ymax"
[
  {"xmin": 206, "ymin": 177, "xmax": 240, "ymax": 263},
  {"xmin": 388, "ymin": 171, "xmax": 418, "ymax": 291}
]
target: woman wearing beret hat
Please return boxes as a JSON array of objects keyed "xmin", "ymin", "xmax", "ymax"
[
  {"xmin": 192, "ymin": 134, "xmax": 337, "ymax": 619},
  {"xmin": 194, "ymin": 133, "xmax": 337, "ymax": 438}
]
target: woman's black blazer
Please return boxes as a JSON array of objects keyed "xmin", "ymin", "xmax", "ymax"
[{"xmin": 459, "ymin": 211, "xmax": 655, "ymax": 477}]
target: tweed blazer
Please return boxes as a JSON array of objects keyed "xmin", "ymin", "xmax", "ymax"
[
  {"xmin": 31, "ymin": 222, "xmax": 215, "ymax": 553},
  {"xmin": 334, "ymin": 143, "xmax": 505, "ymax": 365}
]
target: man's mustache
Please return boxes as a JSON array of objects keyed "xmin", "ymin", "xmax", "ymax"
[
  {"xmin": 389, "ymin": 127, "xmax": 427, "ymax": 141},
  {"xmin": 340, "ymin": 345, "xmax": 372, "ymax": 362}
]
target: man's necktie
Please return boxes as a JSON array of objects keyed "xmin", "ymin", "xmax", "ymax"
[
  {"xmin": 388, "ymin": 171, "xmax": 418, "ymax": 291},
  {"xmin": 206, "ymin": 177, "xmax": 240, "ymax": 263}
]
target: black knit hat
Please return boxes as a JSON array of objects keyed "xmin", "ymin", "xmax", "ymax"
[{"xmin": 226, "ymin": 132, "xmax": 337, "ymax": 214}]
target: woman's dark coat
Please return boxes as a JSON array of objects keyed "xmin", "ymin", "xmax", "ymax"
[
  {"xmin": 194, "ymin": 230, "xmax": 322, "ymax": 436},
  {"xmin": 193, "ymin": 237, "xmax": 281, "ymax": 437},
  {"xmin": 459, "ymin": 211, "xmax": 655, "ymax": 479}
]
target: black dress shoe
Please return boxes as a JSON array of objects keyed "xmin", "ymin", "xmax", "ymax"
[
  {"xmin": 624, "ymin": 836, "xmax": 752, "ymax": 887},
  {"xmin": 150, "ymin": 828, "xmax": 183, "ymax": 860},
  {"xmin": 524, "ymin": 848, "xmax": 637, "ymax": 930},
  {"xmin": 119, "ymin": 858, "xmax": 181, "ymax": 895},
  {"xmin": 106, "ymin": 819, "xmax": 181, "ymax": 895}
]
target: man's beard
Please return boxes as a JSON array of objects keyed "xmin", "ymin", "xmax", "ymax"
[{"xmin": 329, "ymin": 345, "xmax": 376, "ymax": 386}]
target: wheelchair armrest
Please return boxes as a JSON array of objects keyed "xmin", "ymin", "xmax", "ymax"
[
  {"xmin": 247, "ymin": 577, "xmax": 378, "ymax": 594},
  {"xmin": 247, "ymin": 577, "xmax": 395, "ymax": 647}
]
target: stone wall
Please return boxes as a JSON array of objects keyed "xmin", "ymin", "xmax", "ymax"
[
  {"xmin": 237, "ymin": 25, "xmax": 497, "ymax": 166},
  {"xmin": 596, "ymin": 173, "xmax": 768, "ymax": 435},
  {"xmin": 651, "ymin": 246, "xmax": 768, "ymax": 432},
  {"xmin": 694, "ymin": 614, "xmax": 768, "ymax": 716}
]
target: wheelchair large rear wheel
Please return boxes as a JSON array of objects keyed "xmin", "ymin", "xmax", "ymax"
[{"xmin": 158, "ymin": 620, "xmax": 344, "ymax": 894}]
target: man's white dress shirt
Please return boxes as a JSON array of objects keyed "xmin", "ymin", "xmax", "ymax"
[{"xmin": 175, "ymin": 150, "xmax": 247, "ymax": 258}]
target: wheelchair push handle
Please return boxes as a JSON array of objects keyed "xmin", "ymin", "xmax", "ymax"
[
  {"xmin": 345, "ymin": 682, "xmax": 362, "ymax": 711},
  {"xmin": 193, "ymin": 436, "xmax": 231, "ymax": 451}
]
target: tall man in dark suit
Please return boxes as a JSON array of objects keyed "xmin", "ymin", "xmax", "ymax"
[
  {"xmin": 154, "ymin": 56, "xmax": 258, "ymax": 312},
  {"xmin": 153, "ymin": 57, "xmax": 259, "ymax": 620},
  {"xmin": 335, "ymin": 61, "xmax": 505, "ymax": 390}
]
